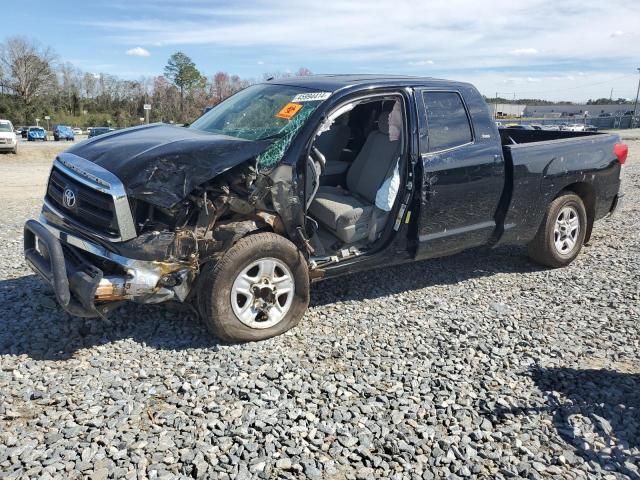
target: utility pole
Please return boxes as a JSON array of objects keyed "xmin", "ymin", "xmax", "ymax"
[
  {"xmin": 633, "ymin": 68, "xmax": 640, "ymax": 128},
  {"xmin": 610, "ymin": 88, "xmax": 613, "ymax": 102},
  {"xmin": 495, "ymin": 92, "xmax": 498, "ymax": 119}
]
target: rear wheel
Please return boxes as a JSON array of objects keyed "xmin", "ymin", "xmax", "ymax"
[
  {"xmin": 198, "ymin": 232, "xmax": 310, "ymax": 342},
  {"xmin": 528, "ymin": 192, "xmax": 587, "ymax": 268}
]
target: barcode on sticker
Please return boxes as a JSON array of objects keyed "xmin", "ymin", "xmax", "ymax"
[{"xmin": 292, "ymin": 92, "xmax": 332, "ymax": 102}]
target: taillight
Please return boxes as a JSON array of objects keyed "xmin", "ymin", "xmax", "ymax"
[{"xmin": 614, "ymin": 143, "xmax": 628, "ymax": 165}]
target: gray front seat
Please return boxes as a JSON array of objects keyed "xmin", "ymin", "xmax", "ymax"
[
  {"xmin": 309, "ymin": 113, "xmax": 399, "ymax": 243},
  {"xmin": 314, "ymin": 121, "xmax": 350, "ymax": 176}
]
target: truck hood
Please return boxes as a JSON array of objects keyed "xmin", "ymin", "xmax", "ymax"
[{"xmin": 66, "ymin": 123, "xmax": 271, "ymax": 208}]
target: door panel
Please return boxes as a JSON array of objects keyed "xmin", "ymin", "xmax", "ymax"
[{"xmin": 414, "ymin": 89, "xmax": 505, "ymax": 258}]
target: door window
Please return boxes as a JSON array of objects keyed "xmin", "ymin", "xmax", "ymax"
[{"xmin": 422, "ymin": 92, "xmax": 473, "ymax": 152}]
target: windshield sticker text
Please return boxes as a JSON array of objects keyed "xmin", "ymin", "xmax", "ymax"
[{"xmin": 291, "ymin": 92, "xmax": 332, "ymax": 103}]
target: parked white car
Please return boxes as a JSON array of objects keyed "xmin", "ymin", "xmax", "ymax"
[
  {"xmin": 73, "ymin": 128, "xmax": 83, "ymax": 135},
  {"xmin": 566, "ymin": 123, "xmax": 586, "ymax": 132},
  {"xmin": 0, "ymin": 120, "xmax": 18, "ymax": 154}
]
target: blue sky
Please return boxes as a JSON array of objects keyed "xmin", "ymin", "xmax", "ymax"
[{"xmin": 6, "ymin": 0, "xmax": 640, "ymax": 101}]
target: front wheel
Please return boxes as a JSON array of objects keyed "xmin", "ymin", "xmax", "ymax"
[
  {"xmin": 198, "ymin": 232, "xmax": 310, "ymax": 342},
  {"xmin": 528, "ymin": 192, "xmax": 587, "ymax": 268}
]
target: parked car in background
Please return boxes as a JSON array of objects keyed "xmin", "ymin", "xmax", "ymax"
[
  {"xmin": 73, "ymin": 128, "xmax": 83, "ymax": 136},
  {"xmin": 88, "ymin": 127, "xmax": 114, "ymax": 138},
  {"xmin": 566, "ymin": 124, "xmax": 586, "ymax": 132},
  {"xmin": 27, "ymin": 127, "xmax": 47, "ymax": 141},
  {"xmin": 585, "ymin": 125, "xmax": 598, "ymax": 132},
  {"xmin": 529, "ymin": 124, "xmax": 543, "ymax": 130},
  {"xmin": 0, "ymin": 120, "xmax": 18, "ymax": 154},
  {"xmin": 542, "ymin": 125, "xmax": 561, "ymax": 131},
  {"xmin": 53, "ymin": 125, "xmax": 75, "ymax": 141},
  {"xmin": 505, "ymin": 124, "xmax": 534, "ymax": 130}
]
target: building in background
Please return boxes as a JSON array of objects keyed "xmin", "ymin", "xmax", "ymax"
[
  {"xmin": 493, "ymin": 104, "xmax": 527, "ymax": 118},
  {"xmin": 524, "ymin": 104, "xmax": 634, "ymax": 118}
]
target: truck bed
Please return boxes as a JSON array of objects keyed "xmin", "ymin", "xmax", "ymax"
[
  {"xmin": 495, "ymin": 129, "xmax": 621, "ymax": 246},
  {"xmin": 499, "ymin": 128, "xmax": 598, "ymax": 146}
]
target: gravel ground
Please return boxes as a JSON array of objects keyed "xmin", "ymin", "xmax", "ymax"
[{"xmin": 0, "ymin": 136, "xmax": 639, "ymax": 479}]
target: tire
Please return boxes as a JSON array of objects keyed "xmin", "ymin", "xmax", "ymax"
[
  {"xmin": 12, "ymin": 146, "xmax": 17, "ymax": 154},
  {"xmin": 528, "ymin": 192, "xmax": 587, "ymax": 268},
  {"xmin": 198, "ymin": 232, "xmax": 310, "ymax": 342}
]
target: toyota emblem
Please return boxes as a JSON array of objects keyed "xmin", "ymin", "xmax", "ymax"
[{"xmin": 62, "ymin": 188, "xmax": 77, "ymax": 208}]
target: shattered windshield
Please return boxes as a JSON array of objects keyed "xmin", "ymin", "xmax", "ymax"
[{"xmin": 189, "ymin": 84, "xmax": 329, "ymax": 142}]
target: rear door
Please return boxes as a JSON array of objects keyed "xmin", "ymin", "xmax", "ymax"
[{"xmin": 414, "ymin": 88, "xmax": 505, "ymax": 258}]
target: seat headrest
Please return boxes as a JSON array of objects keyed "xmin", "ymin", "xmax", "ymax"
[
  {"xmin": 388, "ymin": 100, "xmax": 402, "ymax": 141},
  {"xmin": 378, "ymin": 113, "xmax": 390, "ymax": 135}
]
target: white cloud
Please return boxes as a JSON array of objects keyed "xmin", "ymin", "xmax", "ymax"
[
  {"xmin": 550, "ymin": 75, "xmax": 575, "ymax": 81},
  {"xmin": 408, "ymin": 60, "xmax": 434, "ymax": 66},
  {"xmin": 257, "ymin": 60, "xmax": 265, "ymax": 65},
  {"xmin": 610, "ymin": 30, "xmax": 624, "ymax": 37},
  {"xmin": 125, "ymin": 47, "xmax": 151, "ymax": 57},
  {"xmin": 509, "ymin": 48, "xmax": 538, "ymax": 56},
  {"xmin": 85, "ymin": 0, "xmax": 640, "ymax": 100}
]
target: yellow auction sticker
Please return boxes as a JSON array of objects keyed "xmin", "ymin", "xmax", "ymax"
[{"xmin": 276, "ymin": 102, "xmax": 303, "ymax": 120}]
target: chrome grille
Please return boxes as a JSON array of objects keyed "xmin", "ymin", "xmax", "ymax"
[
  {"xmin": 47, "ymin": 167, "xmax": 119, "ymax": 236},
  {"xmin": 43, "ymin": 153, "xmax": 137, "ymax": 242}
]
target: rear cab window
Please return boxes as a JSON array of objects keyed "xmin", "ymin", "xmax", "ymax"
[{"xmin": 419, "ymin": 91, "xmax": 473, "ymax": 153}]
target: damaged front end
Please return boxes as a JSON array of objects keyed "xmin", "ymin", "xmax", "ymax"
[
  {"xmin": 24, "ymin": 82, "xmax": 331, "ymax": 317},
  {"xmin": 25, "ymin": 123, "xmax": 311, "ymax": 318}
]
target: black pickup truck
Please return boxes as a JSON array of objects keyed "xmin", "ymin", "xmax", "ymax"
[{"xmin": 24, "ymin": 75, "xmax": 627, "ymax": 341}]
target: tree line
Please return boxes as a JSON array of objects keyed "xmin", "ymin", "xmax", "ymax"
[
  {"xmin": 0, "ymin": 36, "xmax": 312, "ymax": 128},
  {"xmin": 485, "ymin": 96, "xmax": 633, "ymax": 106}
]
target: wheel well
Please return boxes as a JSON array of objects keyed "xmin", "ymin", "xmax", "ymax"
[{"xmin": 560, "ymin": 182, "xmax": 595, "ymax": 243}]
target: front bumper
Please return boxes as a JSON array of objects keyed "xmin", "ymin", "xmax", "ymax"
[{"xmin": 24, "ymin": 218, "xmax": 196, "ymax": 318}]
